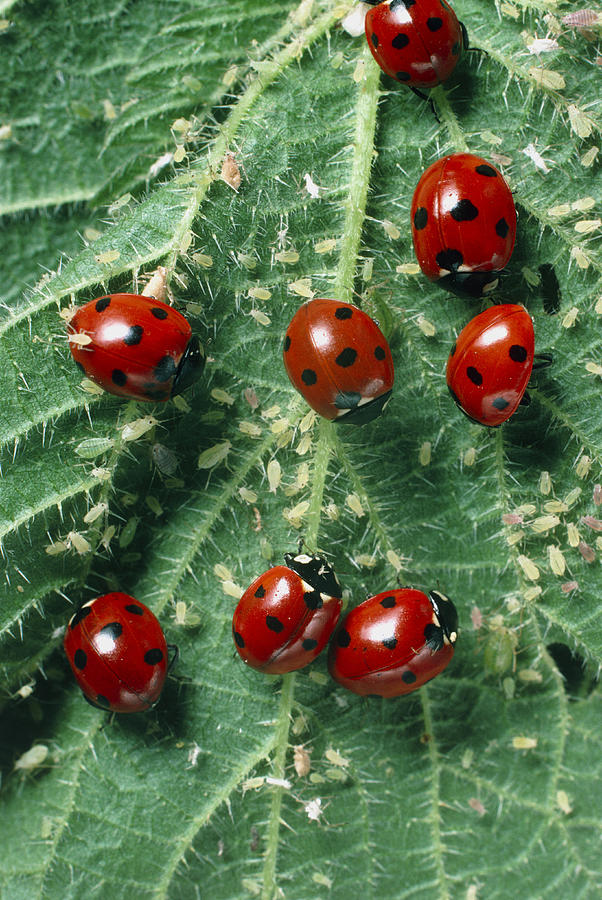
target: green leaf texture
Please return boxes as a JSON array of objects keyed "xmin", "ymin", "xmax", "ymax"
[{"xmin": 1, "ymin": 1, "xmax": 601, "ymax": 897}]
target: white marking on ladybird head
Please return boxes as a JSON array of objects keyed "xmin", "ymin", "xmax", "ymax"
[{"xmin": 295, "ymin": 553, "xmax": 313, "ymax": 565}]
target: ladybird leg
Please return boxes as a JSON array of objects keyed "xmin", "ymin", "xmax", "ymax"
[
  {"xmin": 532, "ymin": 353, "xmax": 554, "ymax": 370},
  {"xmin": 166, "ymin": 643, "xmax": 180, "ymax": 675},
  {"xmin": 409, "ymin": 86, "xmax": 440, "ymax": 123}
]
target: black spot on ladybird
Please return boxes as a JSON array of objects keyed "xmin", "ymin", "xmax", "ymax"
[
  {"xmin": 334, "ymin": 306, "xmax": 353, "ymax": 320},
  {"xmin": 144, "ymin": 648, "xmax": 164, "ymax": 665},
  {"xmin": 125, "ymin": 604, "xmax": 144, "ymax": 615},
  {"xmin": 436, "ymin": 248, "xmax": 463, "ymax": 271},
  {"xmin": 124, "ymin": 325, "xmax": 144, "ymax": 346},
  {"xmin": 451, "ymin": 199, "xmax": 479, "ymax": 222},
  {"xmin": 414, "ymin": 207, "xmax": 428, "ymax": 230},
  {"xmin": 371, "ymin": 32, "xmax": 379, "ymax": 49},
  {"xmin": 496, "ymin": 218, "xmax": 510, "ymax": 238},
  {"xmin": 266, "ymin": 615, "xmax": 284, "ymax": 633},
  {"xmin": 335, "ymin": 348, "xmax": 357, "ymax": 368},
  {"xmin": 466, "ymin": 366, "xmax": 483, "ymax": 386},
  {"xmin": 151, "ymin": 307, "xmax": 169, "ymax": 320},
  {"xmin": 302, "ymin": 638, "xmax": 318, "ymax": 651},
  {"xmin": 284, "ymin": 335, "xmax": 291, "ymax": 352},
  {"xmin": 374, "ymin": 346, "xmax": 386, "ymax": 361},
  {"xmin": 509, "ymin": 344, "xmax": 528, "ymax": 363},
  {"xmin": 74, "ymin": 649, "xmax": 87, "ymax": 669},
  {"xmin": 112, "ymin": 369, "xmax": 127, "ymax": 387},
  {"xmin": 402, "ymin": 670, "xmax": 417, "ymax": 684},
  {"xmin": 380, "ymin": 596, "xmax": 396, "ymax": 608},
  {"xmin": 382, "ymin": 637, "xmax": 397, "ymax": 649},
  {"xmin": 96, "ymin": 694, "xmax": 111, "ymax": 709},
  {"xmin": 254, "ymin": 585, "xmax": 266, "ymax": 598},
  {"xmin": 395, "ymin": 71, "xmax": 411, "ymax": 82},
  {"xmin": 95, "ymin": 296, "xmax": 111, "ymax": 313},
  {"xmin": 336, "ymin": 628, "xmax": 351, "ymax": 648},
  {"xmin": 451, "ymin": 41, "xmax": 460, "ymax": 55},
  {"xmin": 475, "ymin": 164, "xmax": 497, "ymax": 177},
  {"xmin": 302, "ymin": 368, "xmax": 317, "ymax": 385},
  {"xmin": 154, "ymin": 355, "xmax": 177, "ymax": 382},
  {"xmin": 234, "ymin": 630, "xmax": 245, "ymax": 648},
  {"xmin": 427, "ymin": 16, "xmax": 443, "ymax": 31},
  {"xmin": 100, "ymin": 622, "xmax": 123, "ymax": 641},
  {"xmin": 392, "ymin": 33, "xmax": 410, "ymax": 49},
  {"xmin": 492, "ymin": 397, "xmax": 509, "ymax": 410}
]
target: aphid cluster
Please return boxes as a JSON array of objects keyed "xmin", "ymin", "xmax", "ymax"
[{"xmin": 61, "ymin": 0, "xmax": 564, "ymax": 711}]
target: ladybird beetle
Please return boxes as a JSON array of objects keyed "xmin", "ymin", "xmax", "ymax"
[
  {"xmin": 328, "ymin": 587, "xmax": 458, "ymax": 698},
  {"xmin": 411, "ymin": 153, "xmax": 517, "ymax": 297},
  {"xmin": 68, "ymin": 293, "xmax": 204, "ymax": 401},
  {"xmin": 232, "ymin": 552, "xmax": 343, "ymax": 674},
  {"xmin": 283, "ymin": 299, "xmax": 394, "ymax": 425},
  {"xmin": 64, "ymin": 592, "xmax": 175, "ymax": 712},
  {"xmin": 365, "ymin": 0, "xmax": 467, "ymax": 91},
  {"xmin": 446, "ymin": 304, "xmax": 535, "ymax": 426}
]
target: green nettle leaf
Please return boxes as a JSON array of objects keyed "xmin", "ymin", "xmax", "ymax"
[{"xmin": 1, "ymin": 0, "xmax": 601, "ymax": 897}]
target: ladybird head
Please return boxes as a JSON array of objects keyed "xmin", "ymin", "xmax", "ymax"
[
  {"xmin": 428, "ymin": 590, "xmax": 458, "ymax": 646},
  {"xmin": 438, "ymin": 269, "xmax": 500, "ymax": 299},
  {"xmin": 334, "ymin": 389, "xmax": 393, "ymax": 426},
  {"xmin": 284, "ymin": 552, "xmax": 342, "ymax": 600},
  {"xmin": 172, "ymin": 336, "xmax": 205, "ymax": 396}
]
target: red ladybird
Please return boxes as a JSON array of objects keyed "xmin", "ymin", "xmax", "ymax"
[
  {"xmin": 68, "ymin": 293, "xmax": 204, "ymax": 401},
  {"xmin": 365, "ymin": 0, "xmax": 466, "ymax": 90},
  {"xmin": 283, "ymin": 299, "xmax": 394, "ymax": 425},
  {"xmin": 411, "ymin": 153, "xmax": 517, "ymax": 297},
  {"xmin": 446, "ymin": 304, "xmax": 535, "ymax": 426},
  {"xmin": 64, "ymin": 592, "xmax": 173, "ymax": 712},
  {"xmin": 328, "ymin": 587, "xmax": 458, "ymax": 698},
  {"xmin": 232, "ymin": 552, "xmax": 343, "ymax": 674}
]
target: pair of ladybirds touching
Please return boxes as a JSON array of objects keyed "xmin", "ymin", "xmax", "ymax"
[
  {"xmin": 64, "ymin": 593, "xmax": 176, "ymax": 713},
  {"xmin": 232, "ymin": 550, "xmax": 458, "ymax": 698}
]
